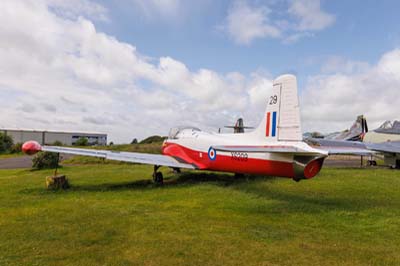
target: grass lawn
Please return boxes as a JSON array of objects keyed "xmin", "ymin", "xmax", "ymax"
[{"xmin": 0, "ymin": 165, "xmax": 399, "ymax": 266}]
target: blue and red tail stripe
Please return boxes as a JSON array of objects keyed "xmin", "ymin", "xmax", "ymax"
[{"xmin": 265, "ymin": 111, "xmax": 277, "ymax": 137}]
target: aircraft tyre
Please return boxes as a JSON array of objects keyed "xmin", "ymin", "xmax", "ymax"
[
  {"xmin": 234, "ymin": 173, "xmax": 244, "ymax": 178},
  {"xmin": 172, "ymin": 167, "xmax": 181, "ymax": 174},
  {"xmin": 153, "ymin": 172, "xmax": 164, "ymax": 185}
]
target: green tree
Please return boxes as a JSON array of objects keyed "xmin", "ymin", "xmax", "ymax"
[
  {"xmin": 0, "ymin": 132, "xmax": 13, "ymax": 153},
  {"xmin": 52, "ymin": 140, "xmax": 63, "ymax": 146},
  {"xmin": 74, "ymin": 137, "xmax": 88, "ymax": 146},
  {"xmin": 131, "ymin": 138, "xmax": 138, "ymax": 144},
  {"xmin": 139, "ymin": 135, "xmax": 167, "ymax": 144}
]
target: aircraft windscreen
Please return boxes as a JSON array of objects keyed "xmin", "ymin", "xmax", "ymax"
[
  {"xmin": 392, "ymin": 121, "xmax": 400, "ymax": 130},
  {"xmin": 168, "ymin": 127, "xmax": 201, "ymax": 139}
]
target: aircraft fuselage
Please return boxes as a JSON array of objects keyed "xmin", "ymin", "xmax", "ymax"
[{"xmin": 162, "ymin": 128, "xmax": 325, "ymax": 180}]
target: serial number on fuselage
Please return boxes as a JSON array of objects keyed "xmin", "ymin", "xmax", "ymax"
[{"xmin": 230, "ymin": 152, "xmax": 248, "ymax": 161}]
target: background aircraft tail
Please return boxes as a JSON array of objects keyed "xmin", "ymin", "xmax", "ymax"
[
  {"xmin": 325, "ymin": 115, "xmax": 368, "ymax": 141},
  {"xmin": 225, "ymin": 118, "xmax": 254, "ymax": 133},
  {"xmin": 252, "ymin": 74, "xmax": 302, "ymax": 142}
]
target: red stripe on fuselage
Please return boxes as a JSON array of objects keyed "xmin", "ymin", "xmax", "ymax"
[
  {"xmin": 162, "ymin": 142, "xmax": 295, "ymax": 178},
  {"xmin": 266, "ymin": 112, "xmax": 270, "ymax": 137}
]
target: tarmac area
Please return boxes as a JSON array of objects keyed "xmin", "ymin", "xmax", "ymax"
[{"xmin": 0, "ymin": 154, "xmax": 73, "ymax": 169}]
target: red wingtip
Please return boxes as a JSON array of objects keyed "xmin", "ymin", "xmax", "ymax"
[{"xmin": 22, "ymin": 141, "xmax": 42, "ymax": 155}]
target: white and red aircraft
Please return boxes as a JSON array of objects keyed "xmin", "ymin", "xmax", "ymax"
[{"xmin": 22, "ymin": 74, "xmax": 328, "ymax": 184}]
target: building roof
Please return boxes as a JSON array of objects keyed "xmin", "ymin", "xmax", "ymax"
[{"xmin": 0, "ymin": 128, "xmax": 107, "ymax": 135}]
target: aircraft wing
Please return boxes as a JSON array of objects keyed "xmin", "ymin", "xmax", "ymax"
[
  {"xmin": 211, "ymin": 145, "xmax": 326, "ymax": 155},
  {"xmin": 365, "ymin": 141, "xmax": 400, "ymax": 154},
  {"xmin": 306, "ymin": 138, "xmax": 375, "ymax": 156},
  {"xmin": 39, "ymin": 145, "xmax": 196, "ymax": 169}
]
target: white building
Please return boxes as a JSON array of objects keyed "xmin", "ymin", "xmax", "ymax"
[{"xmin": 0, "ymin": 128, "xmax": 107, "ymax": 146}]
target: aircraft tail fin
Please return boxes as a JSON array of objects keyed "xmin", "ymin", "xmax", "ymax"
[
  {"xmin": 332, "ymin": 115, "xmax": 368, "ymax": 141},
  {"xmin": 252, "ymin": 74, "xmax": 302, "ymax": 142},
  {"xmin": 225, "ymin": 118, "xmax": 254, "ymax": 133}
]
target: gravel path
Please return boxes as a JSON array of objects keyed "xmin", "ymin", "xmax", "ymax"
[{"xmin": 0, "ymin": 156, "xmax": 33, "ymax": 169}]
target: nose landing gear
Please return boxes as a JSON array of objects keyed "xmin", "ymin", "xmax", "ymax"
[{"xmin": 152, "ymin": 165, "xmax": 164, "ymax": 185}]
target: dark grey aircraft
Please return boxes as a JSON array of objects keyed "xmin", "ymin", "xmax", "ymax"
[{"xmin": 224, "ymin": 118, "xmax": 254, "ymax": 133}]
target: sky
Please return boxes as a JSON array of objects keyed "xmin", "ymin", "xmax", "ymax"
[{"xmin": 1, "ymin": 0, "xmax": 400, "ymax": 143}]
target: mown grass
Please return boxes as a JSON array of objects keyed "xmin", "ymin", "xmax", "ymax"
[{"xmin": 0, "ymin": 165, "xmax": 399, "ymax": 266}]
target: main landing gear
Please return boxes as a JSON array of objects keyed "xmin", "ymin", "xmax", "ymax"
[
  {"xmin": 152, "ymin": 165, "xmax": 164, "ymax": 185},
  {"xmin": 152, "ymin": 166, "xmax": 182, "ymax": 185}
]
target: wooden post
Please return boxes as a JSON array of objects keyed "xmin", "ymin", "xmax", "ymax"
[
  {"xmin": 46, "ymin": 175, "xmax": 69, "ymax": 190},
  {"xmin": 54, "ymin": 153, "xmax": 60, "ymax": 176}
]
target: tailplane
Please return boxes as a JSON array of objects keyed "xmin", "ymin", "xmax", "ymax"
[{"xmin": 252, "ymin": 74, "xmax": 302, "ymax": 142}]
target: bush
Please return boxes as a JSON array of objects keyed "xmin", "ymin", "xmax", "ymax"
[
  {"xmin": 74, "ymin": 137, "xmax": 88, "ymax": 146},
  {"xmin": 32, "ymin": 152, "xmax": 60, "ymax": 169},
  {"xmin": 52, "ymin": 140, "xmax": 63, "ymax": 146},
  {"xmin": 11, "ymin": 143, "xmax": 22, "ymax": 153},
  {"xmin": 131, "ymin": 138, "xmax": 138, "ymax": 144},
  {"xmin": 140, "ymin": 135, "xmax": 167, "ymax": 144},
  {"xmin": 0, "ymin": 132, "xmax": 13, "ymax": 153}
]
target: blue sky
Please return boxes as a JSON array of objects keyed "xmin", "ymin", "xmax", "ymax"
[
  {"xmin": 93, "ymin": 0, "xmax": 400, "ymax": 83},
  {"xmin": 1, "ymin": 0, "xmax": 400, "ymax": 142}
]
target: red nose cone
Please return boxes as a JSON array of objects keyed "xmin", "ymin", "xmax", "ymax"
[{"xmin": 22, "ymin": 141, "xmax": 42, "ymax": 155}]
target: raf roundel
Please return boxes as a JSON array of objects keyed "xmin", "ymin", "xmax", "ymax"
[{"xmin": 208, "ymin": 147, "xmax": 217, "ymax": 161}]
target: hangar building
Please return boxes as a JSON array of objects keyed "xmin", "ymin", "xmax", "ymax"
[{"xmin": 0, "ymin": 128, "xmax": 107, "ymax": 146}]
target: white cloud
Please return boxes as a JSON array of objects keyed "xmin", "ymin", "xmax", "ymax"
[
  {"xmin": 46, "ymin": 0, "xmax": 109, "ymax": 21},
  {"xmin": 131, "ymin": 0, "xmax": 181, "ymax": 19},
  {"xmin": 222, "ymin": 1, "xmax": 281, "ymax": 45},
  {"xmin": 0, "ymin": 0, "xmax": 274, "ymax": 142},
  {"xmin": 6, "ymin": 0, "xmax": 391, "ymax": 144},
  {"xmin": 220, "ymin": 0, "xmax": 335, "ymax": 45},
  {"xmin": 320, "ymin": 56, "xmax": 370, "ymax": 74},
  {"xmin": 288, "ymin": 0, "xmax": 335, "ymax": 31},
  {"xmin": 283, "ymin": 32, "xmax": 314, "ymax": 44},
  {"xmin": 301, "ymin": 49, "xmax": 400, "ymax": 134}
]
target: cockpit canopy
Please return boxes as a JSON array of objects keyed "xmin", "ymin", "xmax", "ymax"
[
  {"xmin": 375, "ymin": 120, "xmax": 400, "ymax": 134},
  {"xmin": 168, "ymin": 126, "xmax": 201, "ymax": 139}
]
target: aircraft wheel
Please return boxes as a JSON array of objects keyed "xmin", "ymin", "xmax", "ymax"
[
  {"xmin": 153, "ymin": 172, "xmax": 164, "ymax": 185},
  {"xmin": 172, "ymin": 168, "xmax": 181, "ymax": 174}
]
